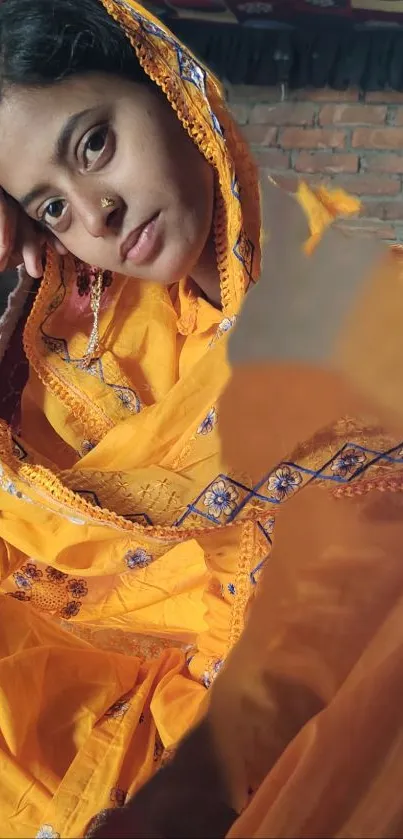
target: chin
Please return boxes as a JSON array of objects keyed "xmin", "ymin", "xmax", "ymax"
[{"xmin": 140, "ymin": 250, "xmax": 198, "ymax": 287}]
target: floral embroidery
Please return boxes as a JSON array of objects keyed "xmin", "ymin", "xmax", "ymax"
[
  {"xmin": 13, "ymin": 572, "xmax": 31, "ymax": 591},
  {"xmin": 76, "ymin": 262, "xmax": 113, "ymax": 298},
  {"xmin": 218, "ymin": 316, "xmax": 236, "ymax": 334},
  {"xmin": 81, "ymin": 440, "xmax": 96, "ymax": 455},
  {"xmin": 209, "ymin": 316, "xmax": 237, "ymax": 348},
  {"xmin": 197, "ymin": 407, "xmax": 217, "ymax": 436},
  {"xmin": 36, "ymin": 827, "xmax": 60, "ymax": 839},
  {"xmin": 0, "ymin": 465, "xmax": 30, "ymax": 501},
  {"xmin": 331, "ymin": 447, "xmax": 367, "ymax": 478},
  {"xmin": 67, "ymin": 578, "xmax": 88, "ymax": 599},
  {"xmin": 10, "ymin": 564, "xmax": 89, "ymax": 618},
  {"xmin": 203, "ymin": 479, "xmax": 239, "ymax": 519},
  {"xmin": 60, "ymin": 601, "xmax": 81, "ymax": 619},
  {"xmin": 9, "ymin": 590, "xmax": 30, "ymax": 602},
  {"xmin": 125, "ymin": 548, "xmax": 153, "ymax": 569},
  {"xmin": 105, "ymin": 694, "xmax": 131, "ymax": 719},
  {"xmin": 228, "ymin": 582, "xmax": 236, "ymax": 595},
  {"xmin": 21, "ymin": 562, "xmax": 43, "ymax": 580},
  {"xmin": 267, "ymin": 465, "xmax": 302, "ymax": 500},
  {"xmin": 262, "ymin": 514, "xmax": 275, "ymax": 534},
  {"xmin": 201, "ymin": 658, "xmax": 224, "ymax": 688},
  {"xmin": 46, "ymin": 567, "xmax": 68, "ymax": 583},
  {"xmin": 110, "ymin": 787, "xmax": 127, "ymax": 808}
]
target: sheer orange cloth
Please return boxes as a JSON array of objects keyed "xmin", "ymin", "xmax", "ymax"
[{"xmin": 223, "ymin": 478, "xmax": 403, "ymax": 838}]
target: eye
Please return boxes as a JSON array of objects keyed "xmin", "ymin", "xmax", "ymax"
[
  {"xmin": 81, "ymin": 124, "xmax": 112, "ymax": 171},
  {"xmin": 40, "ymin": 198, "xmax": 68, "ymax": 226}
]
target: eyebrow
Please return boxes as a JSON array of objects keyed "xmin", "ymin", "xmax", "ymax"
[{"xmin": 19, "ymin": 107, "xmax": 97, "ymax": 210}]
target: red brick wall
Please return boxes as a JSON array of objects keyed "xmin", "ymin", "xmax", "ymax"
[{"xmin": 228, "ymin": 86, "xmax": 403, "ymax": 242}]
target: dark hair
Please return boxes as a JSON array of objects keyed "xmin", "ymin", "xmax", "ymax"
[{"xmin": 0, "ymin": 0, "xmax": 145, "ymax": 93}]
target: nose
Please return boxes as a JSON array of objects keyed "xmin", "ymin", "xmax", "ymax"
[{"xmin": 77, "ymin": 195, "xmax": 124, "ymax": 238}]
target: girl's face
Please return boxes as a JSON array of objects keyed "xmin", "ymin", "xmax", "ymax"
[{"xmin": 0, "ymin": 73, "xmax": 215, "ymax": 283}]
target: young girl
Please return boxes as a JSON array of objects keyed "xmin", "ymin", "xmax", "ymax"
[{"xmin": 0, "ymin": 1, "xmax": 402, "ymax": 836}]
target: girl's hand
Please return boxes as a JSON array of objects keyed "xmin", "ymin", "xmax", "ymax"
[{"xmin": 0, "ymin": 187, "xmax": 67, "ymax": 279}]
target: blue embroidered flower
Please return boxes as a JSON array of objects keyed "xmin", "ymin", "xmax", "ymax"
[
  {"xmin": 60, "ymin": 601, "xmax": 81, "ymax": 619},
  {"xmin": 125, "ymin": 548, "xmax": 153, "ymax": 570},
  {"xmin": 46, "ymin": 567, "xmax": 68, "ymax": 583},
  {"xmin": 67, "ymin": 578, "xmax": 88, "ymax": 599},
  {"xmin": 13, "ymin": 572, "xmax": 31, "ymax": 591},
  {"xmin": 203, "ymin": 479, "xmax": 239, "ymax": 519},
  {"xmin": 36, "ymin": 827, "xmax": 60, "ymax": 839},
  {"xmin": 267, "ymin": 465, "xmax": 302, "ymax": 501},
  {"xmin": 331, "ymin": 447, "xmax": 367, "ymax": 478},
  {"xmin": 197, "ymin": 408, "xmax": 217, "ymax": 436},
  {"xmin": 21, "ymin": 562, "xmax": 42, "ymax": 581},
  {"xmin": 228, "ymin": 583, "xmax": 236, "ymax": 595}
]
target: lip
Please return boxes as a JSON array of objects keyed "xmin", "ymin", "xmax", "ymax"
[{"xmin": 120, "ymin": 212, "xmax": 161, "ymax": 266}]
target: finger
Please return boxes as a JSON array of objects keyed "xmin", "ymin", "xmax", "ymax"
[
  {"xmin": 0, "ymin": 189, "xmax": 14, "ymax": 270},
  {"xmin": 21, "ymin": 236, "xmax": 44, "ymax": 279},
  {"xmin": 50, "ymin": 236, "xmax": 69, "ymax": 256}
]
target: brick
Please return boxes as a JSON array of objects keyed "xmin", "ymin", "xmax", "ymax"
[
  {"xmin": 363, "ymin": 153, "xmax": 403, "ymax": 174},
  {"xmin": 361, "ymin": 200, "xmax": 403, "ymax": 221},
  {"xmin": 392, "ymin": 110, "xmax": 403, "ymax": 126},
  {"xmin": 319, "ymin": 104, "xmax": 386, "ymax": 125},
  {"xmin": 227, "ymin": 85, "xmax": 279, "ymax": 103},
  {"xmin": 294, "ymin": 152, "xmax": 358, "ymax": 175},
  {"xmin": 259, "ymin": 171, "xmax": 328, "ymax": 193},
  {"xmin": 250, "ymin": 102, "xmax": 315, "ymax": 126},
  {"xmin": 254, "ymin": 149, "xmax": 290, "ymax": 170},
  {"xmin": 294, "ymin": 88, "xmax": 359, "ymax": 103},
  {"xmin": 331, "ymin": 174, "xmax": 401, "ymax": 196},
  {"xmin": 280, "ymin": 128, "xmax": 346, "ymax": 149},
  {"xmin": 229, "ymin": 102, "xmax": 250, "ymax": 125},
  {"xmin": 335, "ymin": 219, "xmax": 396, "ymax": 240},
  {"xmin": 366, "ymin": 91, "xmax": 403, "ymax": 104},
  {"xmin": 352, "ymin": 127, "xmax": 403, "ymax": 149},
  {"xmin": 242, "ymin": 125, "xmax": 277, "ymax": 146}
]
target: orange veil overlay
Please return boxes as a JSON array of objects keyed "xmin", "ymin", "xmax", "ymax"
[
  {"xmin": 212, "ymin": 189, "xmax": 403, "ymax": 835},
  {"xmin": 223, "ymin": 480, "xmax": 403, "ymax": 839}
]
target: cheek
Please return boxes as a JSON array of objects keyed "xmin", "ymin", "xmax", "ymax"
[
  {"xmin": 191, "ymin": 162, "xmax": 215, "ymax": 242},
  {"xmin": 57, "ymin": 227, "xmax": 100, "ymax": 265}
]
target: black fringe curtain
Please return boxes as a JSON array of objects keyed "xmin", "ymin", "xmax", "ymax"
[{"xmin": 168, "ymin": 21, "xmax": 403, "ymax": 90}]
